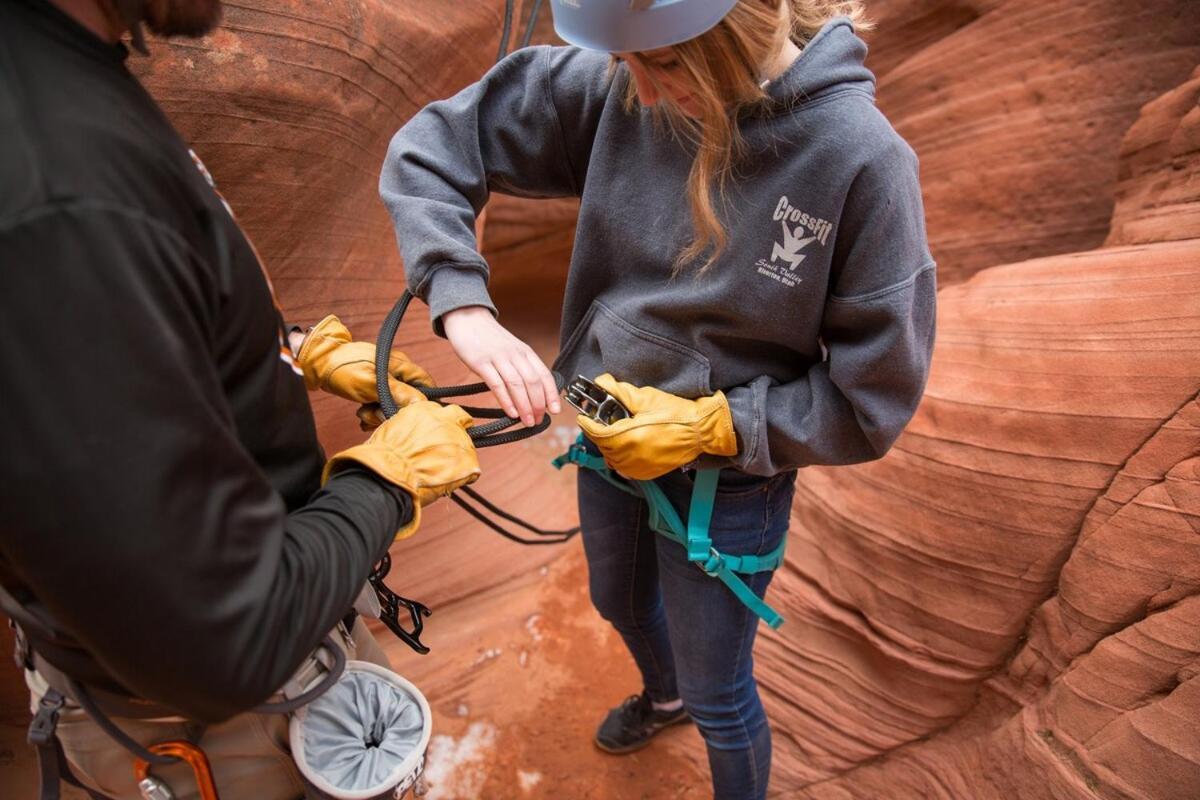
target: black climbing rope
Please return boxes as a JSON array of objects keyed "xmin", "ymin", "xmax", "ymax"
[
  {"xmin": 367, "ymin": 290, "xmax": 580, "ymax": 655},
  {"xmin": 366, "ymin": 2, "xmax": 577, "ymax": 655}
]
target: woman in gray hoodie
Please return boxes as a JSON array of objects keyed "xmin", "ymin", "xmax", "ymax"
[{"xmin": 380, "ymin": 1, "xmax": 935, "ymax": 797}]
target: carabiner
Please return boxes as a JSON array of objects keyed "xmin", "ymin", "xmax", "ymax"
[{"xmin": 134, "ymin": 740, "xmax": 220, "ymax": 800}]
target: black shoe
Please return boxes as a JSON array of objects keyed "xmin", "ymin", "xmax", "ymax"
[{"xmin": 594, "ymin": 692, "xmax": 691, "ymax": 754}]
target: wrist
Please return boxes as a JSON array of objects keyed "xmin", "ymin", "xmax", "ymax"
[
  {"xmin": 442, "ymin": 304, "xmax": 496, "ymax": 334},
  {"xmin": 444, "ymin": 305, "xmax": 493, "ymax": 321},
  {"xmin": 287, "ymin": 326, "xmax": 306, "ymax": 358},
  {"xmin": 427, "ymin": 268, "xmax": 496, "ymax": 337}
]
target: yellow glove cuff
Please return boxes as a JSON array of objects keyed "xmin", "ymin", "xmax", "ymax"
[
  {"xmin": 297, "ymin": 315, "xmax": 352, "ymax": 391},
  {"xmin": 695, "ymin": 391, "xmax": 738, "ymax": 457},
  {"xmin": 322, "ymin": 442, "xmax": 416, "ymax": 490},
  {"xmin": 392, "ymin": 503, "xmax": 421, "ymax": 541},
  {"xmin": 322, "ymin": 446, "xmax": 423, "ymax": 541}
]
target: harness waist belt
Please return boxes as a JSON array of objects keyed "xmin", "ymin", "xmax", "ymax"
[
  {"xmin": 31, "ymin": 652, "xmax": 184, "ymax": 721},
  {"xmin": 28, "ymin": 620, "xmax": 349, "ymax": 723}
]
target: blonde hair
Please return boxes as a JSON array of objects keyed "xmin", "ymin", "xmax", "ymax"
[{"xmin": 619, "ymin": 1, "xmax": 872, "ymax": 274}]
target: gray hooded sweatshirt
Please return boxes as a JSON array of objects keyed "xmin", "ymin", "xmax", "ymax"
[{"xmin": 380, "ymin": 18, "xmax": 936, "ymax": 476}]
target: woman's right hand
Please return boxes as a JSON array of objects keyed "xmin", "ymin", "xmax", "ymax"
[{"xmin": 442, "ymin": 306, "xmax": 561, "ymax": 426}]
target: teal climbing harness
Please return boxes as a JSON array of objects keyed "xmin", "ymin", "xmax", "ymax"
[{"xmin": 553, "ymin": 436, "xmax": 788, "ymax": 628}]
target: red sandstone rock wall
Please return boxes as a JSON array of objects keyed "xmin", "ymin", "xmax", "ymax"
[
  {"xmin": 770, "ymin": 247, "xmax": 1200, "ymax": 797},
  {"xmin": 1106, "ymin": 66, "xmax": 1200, "ymax": 247},
  {"xmin": 761, "ymin": 73, "xmax": 1200, "ymax": 800},
  {"xmin": 4, "ymin": 3, "xmax": 1200, "ymax": 799},
  {"xmin": 869, "ymin": 0, "xmax": 1200, "ymax": 285}
]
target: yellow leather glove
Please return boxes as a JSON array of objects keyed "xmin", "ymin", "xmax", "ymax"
[
  {"xmin": 323, "ymin": 401, "xmax": 481, "ymax": 539},
  {"xmin": 576, "ymin": 374, "xmax": 738, "ymax": 481},
  {"xmin": 297, "ymin": 315, "xmax": 432, "ymax": 411}
]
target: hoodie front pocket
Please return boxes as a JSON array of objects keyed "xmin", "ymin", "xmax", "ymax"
[{"xmin": 554, "ymin": 300, "xmax": 713, "ymax": 399}]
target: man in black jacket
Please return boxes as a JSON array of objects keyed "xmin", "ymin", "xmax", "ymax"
[{"xmin": 0, "ymin": 0, "xmax": 479, "ymax": 796}]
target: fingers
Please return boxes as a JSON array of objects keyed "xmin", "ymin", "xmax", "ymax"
[
  {"xmin": 514, "ymin": 356, "xmax": 547, "ymax": 426},
  {"xmin": 454, "ymin": 467, "xmax": 482, "ymax": 491},
  {"xmin": 593, "ymin": 373, "xmax": 617, "ymax": 391},
  {"xmin": 528, "ymin": 350, "xmax": 562, "ymax": 415},
  {"xmin": 593, "ymin": 373, "xmax": 638, "ymax": 411},
  {"xmin": 359, "ymin": 396, "xmax": 452, "ymax": 432},
  {"xmin": 357, "ymin": 403, "xmax": 385, "ymax": 431},
  {"xmin": 387, "ymin": 377, "xmax": 427, "ymax": 408},
  {"xmin": 302, "ymin": 315, "xmax": 350, "ymax": 349},
  {"xmin": 578, "ymin": 413, "xmax": 635, "ymax": 440},
  {"xmin": 576, "ymin": 414, "xmax": 603, "ymax": 440},
  {"xmin": 388, "ymin": 350, "xmax": 435, "ymax": 388},
  {"xmin": 437, "ymin": 403, "xmax": 475, "ymax": 430},
  {"xmin": 442, "ymin": 309, "xmax": 554, "ymax": 427},
  {"xmin": 475, "ymin": 361, "xmax": 519, "ymax": 421},
  {"xmin": 353, "ymin": 377, "xmax": 425, "ymax": 432},
  {"xmin": 487, "ymin": 347, "xmax": 560, "ymax": 427},
  {"xmin": 593, "ymin": 373, "xmax": 668, "ymax": 414},
  {"xmin": 492, "ymin": 357, "xmax": 536, "ymax": 427}
]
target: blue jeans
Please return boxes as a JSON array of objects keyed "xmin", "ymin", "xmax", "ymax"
[{"xmin": 577, "ymin": 459, "xmax": 796, "ymax": 800}]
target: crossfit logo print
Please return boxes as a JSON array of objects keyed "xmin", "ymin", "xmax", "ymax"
[
  {"xmin": 755, "ymin": 195, "xmax": 833, "ymax": 289},
  {"xmin": 770, "ymin": 220, "xmax": 817, "ymax": 271}
]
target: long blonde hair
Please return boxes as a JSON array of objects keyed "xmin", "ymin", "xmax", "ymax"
[{"xmin": 620, "ymin": 0, "xmax": 872, "ymax": 274}]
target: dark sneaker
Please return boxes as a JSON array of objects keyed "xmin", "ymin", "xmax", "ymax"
[{"xmin": 594, "ymin": 692, "xmax": 691, "ymax": 754}]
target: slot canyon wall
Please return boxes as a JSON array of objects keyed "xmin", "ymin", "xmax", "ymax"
[{"xmin": 2, "ymin": 1, "xmax": 1198, "ymax": 798}]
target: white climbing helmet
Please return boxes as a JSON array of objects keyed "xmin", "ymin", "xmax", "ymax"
[{"xmin": 550, "ymin": 0, "xmax": 741, "ymax": 52}]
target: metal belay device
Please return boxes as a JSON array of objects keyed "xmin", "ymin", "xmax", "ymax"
[{"xmin": 289, "ymin": 661, "xmax": 432, "ymax": 800}]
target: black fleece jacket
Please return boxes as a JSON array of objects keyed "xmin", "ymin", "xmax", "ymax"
[{"xmin": 0, "ymin": 0, "xmax": 411, "ymax": 722}]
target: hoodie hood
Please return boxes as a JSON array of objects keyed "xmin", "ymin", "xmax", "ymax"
[{"xmin": 762, "ymin": 17, "xmax": 874, "ymax": 111}]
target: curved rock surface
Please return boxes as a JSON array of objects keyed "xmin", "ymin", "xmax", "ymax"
[
  {"xmin": 3, "ymin": 3, "xmax": 1200, "ymax": 799},
  {"xmin": 773, "ymin": 237, "xmax": 1200, "ymax": 798},
  {"xmin": 869, "ymin": 0, "xmax": 1200, "ymax": 285},
  {"xmin": 1106, "ymin": 65, "xmax": 1200, "ymax": 247}
]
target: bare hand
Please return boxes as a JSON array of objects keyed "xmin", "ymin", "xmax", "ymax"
[{"xmin": 442, "ymin": 306, "xmax": 561, "ymax": 426}]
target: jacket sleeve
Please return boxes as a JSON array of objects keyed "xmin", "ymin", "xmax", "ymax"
[
  {"xmin": 0, "ymin": 205, "xmax": 411, "ymax": 722},
  {"xmin": 379, "ymin": 45, "xmax": 611, "ymax": 334},
  {"xmin": 724, "ymin": 142, "xmax": 937, "ymax": 475}
]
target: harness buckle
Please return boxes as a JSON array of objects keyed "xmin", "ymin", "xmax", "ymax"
[
  {"xmin": 686, "ymin": 537, "xmax": 714, "ymax": 563},
  {"xmin": 27, "ymin": 689, "xmax": 65, "ymax": 746},
  {"xmin": 701, "ymin": 548, "xmax": 725, "ymax": 577}
]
